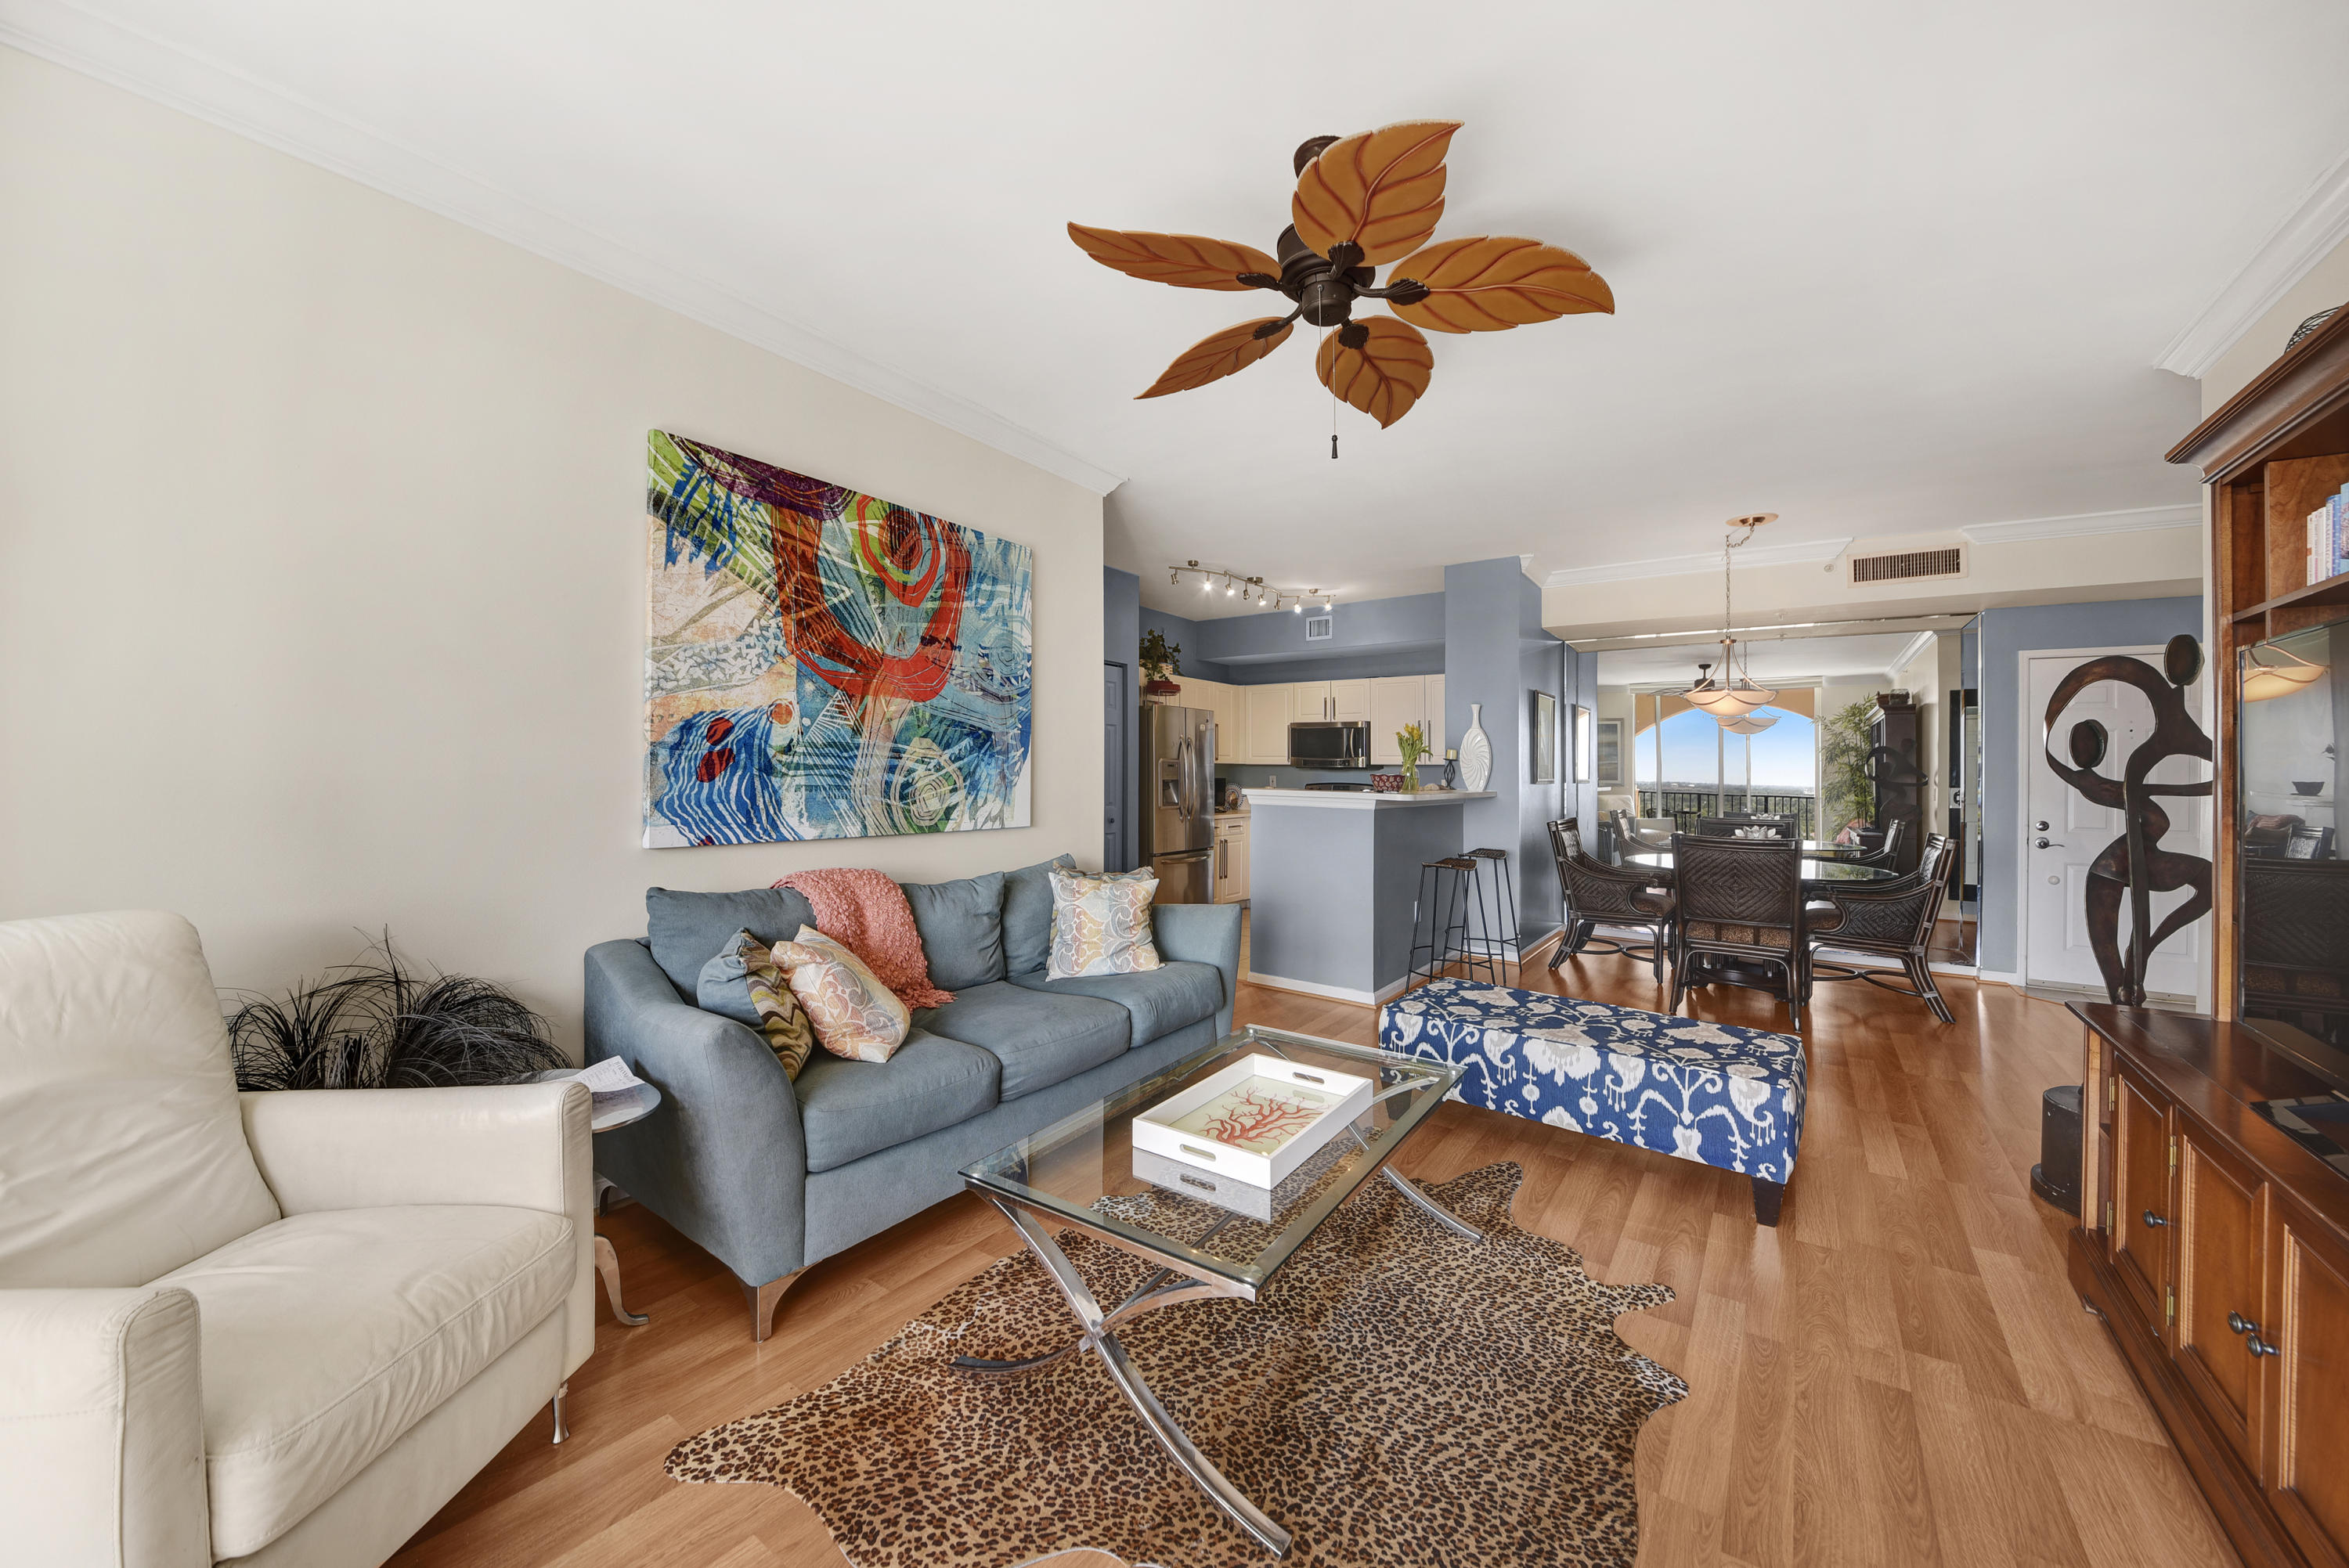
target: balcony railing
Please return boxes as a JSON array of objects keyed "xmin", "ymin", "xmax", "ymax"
[{"xmin": 1636, "ymin": 787, "xmax": 1819, "ymax": 841}]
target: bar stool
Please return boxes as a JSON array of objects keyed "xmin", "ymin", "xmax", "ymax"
[
  {"xmin": 1465, "ymin": 847, "xmax": 1518, "ymax": 979},
  {"xmin": 1407, "ymin": 856, "xmax": 1488, "ymax": 989}
]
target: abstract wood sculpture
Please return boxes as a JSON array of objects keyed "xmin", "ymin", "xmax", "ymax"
[
  {"xmin": 1070, "ymin": 121, "xmax": 1613, "ymax": 431},
  {"xmin": 2040, "ymin": 634, "xmax": 2214, "ymax": 1006}
]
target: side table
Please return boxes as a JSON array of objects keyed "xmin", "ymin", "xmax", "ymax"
[{"xmin": 539, "ymin": 1069, "xmax": 661, "ymax": 1329}]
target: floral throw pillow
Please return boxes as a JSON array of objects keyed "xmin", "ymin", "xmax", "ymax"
[
  {"xmin": 696, "ymin": 928, "xmax": 817, "ymax": 1080},
  {"xmin": 1046, "ymin": 867, "xmax": 1164, "ymax": 981},
  {"xmin": 770, "ymin": 926, "xmax": 911, "ymax": 1062}
]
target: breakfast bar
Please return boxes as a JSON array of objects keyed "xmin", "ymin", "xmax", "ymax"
[{"xmin": 1242, "ymin": 787, "xmax": 1496, "ymax": 1004}]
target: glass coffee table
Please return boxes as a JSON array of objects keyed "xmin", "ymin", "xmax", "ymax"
[{"xmin": 957, "ymin": 1025, "xmax": 1470, "ymax": 1557}]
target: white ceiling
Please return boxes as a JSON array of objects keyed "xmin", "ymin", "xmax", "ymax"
[
  {"xmin": 16, "ymin": 0, "xmax": 2349, "ymax": 616},
  {"xmin": 1597, "ymin": 632, "xmax": 1930, "ymax": 687}
]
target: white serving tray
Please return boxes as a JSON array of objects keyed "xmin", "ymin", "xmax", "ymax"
[{"xmin": 1131, "ymin": 1053, "xmax": 1374, "ymax": 1189}]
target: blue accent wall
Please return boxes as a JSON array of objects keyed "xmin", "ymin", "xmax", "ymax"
[
  {"xmin": 1978, "ymin": 595, "xmax": 2205, "ymax": 975},
  {"xmin": 1444, "ymin": 559, "xmax": 1570, "ymax": 948},
  {"xmin": 1104, "ymin": 566, "xmax": 1142, "ymax": 871},
  {"xmin": 1142, "ymin": 591, "xmax": 1443, "ymax": 684},
  {"xmin": 1138, "ymin": 606, "xmax": 1232, "ymax": 683}
]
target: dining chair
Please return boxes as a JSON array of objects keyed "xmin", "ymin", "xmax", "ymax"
[
  {"xmin": 1608, "ymin": 808, "xmax": 1674, "ymax": 856},
  {"xmin": 1698, "ymin": 814, "xmax": 1795, "ymax": 840},
  {"xmin": 1806, "ymin": 834, "xmax": 1957, "ymax": 1023},
  {"xmin": 1669, "ymin": 833, "xmax": 1808, "ymax": 1031},
  {"xmin": 1849, "ymin": 816, "xmax": 1907, "ymax": 870},
  {"xmin": 1549, "ymin": 817, "xmax": 1675, "ymax": 983}
]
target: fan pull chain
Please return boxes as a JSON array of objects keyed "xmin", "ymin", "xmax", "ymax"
[{"xmin": 1325, "ymin": 326, "xmax": 1339, "ymax": 460}]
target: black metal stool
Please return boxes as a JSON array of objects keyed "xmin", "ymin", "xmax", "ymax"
[
  {"xmin": 1407, "ymin": 856, "xmax": 1488, "ymax": 989},
  {"xmin": 1465, "ymin": 847, "xmax": 1517, "ymax": 979}
]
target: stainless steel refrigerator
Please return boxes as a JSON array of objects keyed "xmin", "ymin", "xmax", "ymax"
[{"xmin": 1140, "ymin": 705, "xmax": 1214, "ymax": 903}]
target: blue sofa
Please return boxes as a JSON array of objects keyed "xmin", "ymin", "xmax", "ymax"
[{"xmin": 583, "ymin": 855, "xmax": 1243, "ymax": 1338}]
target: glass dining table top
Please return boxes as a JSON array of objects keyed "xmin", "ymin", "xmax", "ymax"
[
  {"xmin": 1622, "ymin": 848, "xmax": 1903, "ymax": 884},
  {"xmin": 960, "ymin": 1025, "xmax": 1462, "ymax": 1296}
]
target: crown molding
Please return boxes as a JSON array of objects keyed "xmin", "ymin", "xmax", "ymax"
[
  {"xmin": 0, "ymin": 4, "xmax": 1126, "ymax": 496},
  {"xmin": 2156, "ymin": 145, "xmax": 2349, "ymax": 380},
  {"xmin": 1545, "ymin": 536, "xmax": 1853, "ymax": 589},
  {"xmin": 1885, "ymin": 629, "xmax": 1939, "ymax": 679},
  {"xmin": 1958, "ymin": 503, "xmax": 2199, "ymax": 546}
]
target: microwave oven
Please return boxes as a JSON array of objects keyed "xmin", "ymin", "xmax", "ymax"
[{"xmin": 1288, "ymin": 720, "xmax": 1369, "ymax": 770}]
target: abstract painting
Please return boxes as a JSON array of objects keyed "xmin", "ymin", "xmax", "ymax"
[{"xmin": 643, "ymin": 431, "xmax": 1033, "ymax": 847}]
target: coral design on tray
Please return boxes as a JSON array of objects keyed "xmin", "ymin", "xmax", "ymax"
[{"xmin": 1171, "ymin": 1080, "xmax": 1333, "ymax": 1155}]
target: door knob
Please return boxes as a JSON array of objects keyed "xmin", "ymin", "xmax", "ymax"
[
  {"xmin": 2228, "ymin": 1310, "xmax": 2259, "ymax": 1336},
  {"xmin": 2036, "ymin": 820, "xmax": 2050, "ymax": 831},
  {"xmin": 2036, "ymin": 838, "xmax": 2065, "ymax": 849},
  {"xmin": 2246, "ymin": 1334, "xmax": 2279, "ymax": 1358},
  {"xmin": 2142, "ymin": 1209, "xmax": 2167, "ymax": 1228}
]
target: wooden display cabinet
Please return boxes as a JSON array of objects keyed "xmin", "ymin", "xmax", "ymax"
[{"xmin": 2073, "ymin": 1004, "xmax": 2349, "ymax": 1568}]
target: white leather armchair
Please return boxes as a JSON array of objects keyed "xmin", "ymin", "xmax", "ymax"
[{"xmin": 0, "ymin": 911, "xmax": 595, "ymax": 1568}]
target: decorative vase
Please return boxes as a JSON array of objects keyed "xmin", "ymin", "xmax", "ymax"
[
  {"xmin": 1398, "ymin": 758, "xmax": 1420, "ymax": 793},
  {"xmin": 1458, "ymin": 705, "xmax": 1492, "ymax": 792}
]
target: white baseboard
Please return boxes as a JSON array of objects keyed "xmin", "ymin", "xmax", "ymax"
[{"xmin": 1245, "ymin": 971, "xmax": 1411, "ymax": 1008}]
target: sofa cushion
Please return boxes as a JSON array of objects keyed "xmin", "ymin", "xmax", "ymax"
[
  {"xmin": 1009, "ymin": 961, "xmax": 1223, "ymax": 1048},
  {"xmin": 696, "ymin": 930, "xmax": 816, "ymax": 1080},
  {"xmin": 900, "ymin": 871, "xmax": 1006, "ymax": 989},
  {"xmin": 795, "ymin": 1030, "xmax": 1001, "ymax": 1173},
  {"xmin": 645, "ymin": 885, "xmax": 817, "ymax": 997},
  {"xmin": 1000, "ymin": 854, "xmax": 1077, "ymax": 978},
  {"xmin": 156, "ymin": 1204, "xmax": 574, "ymax": 1559},
  {"xmin": 0, "ymin": 910, "xmax": 282, "ymax": 1289},
  {"xmin": 915, "ymin": 980, "xmax": 1131, "ymax": 1101}
]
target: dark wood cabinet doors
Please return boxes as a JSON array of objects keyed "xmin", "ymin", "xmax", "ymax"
[
  {"xmin": 2267, "ymin": 1198, "xmax": 2349, "ymax": 1568},
  {"xmin": 2112, "ymin": 1062, "xmax": 2174, "ymax": 1332},
  {"xmin": 2175, "ymin": 1122, "xmax": 2267, "ymax": 1472}
]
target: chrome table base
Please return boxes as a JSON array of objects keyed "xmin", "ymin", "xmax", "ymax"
[{"xmin": 953, "ymin": 1169, "xmax": 1481, "ymax": 1557}]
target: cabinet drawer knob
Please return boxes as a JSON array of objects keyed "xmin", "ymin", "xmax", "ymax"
[
  {"xmin": 2246, "ymin": 1334, "xmax": 2280, "ymax": 1358},
  {"xmin": 2228, "ymin": 1310, "xmax": 2258, "ymax": 1336},
  {"xmin": 2142, "ymin": 1209, "xmax": 2167, "ymax": 1228}
]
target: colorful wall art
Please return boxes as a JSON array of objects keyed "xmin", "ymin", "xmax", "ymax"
[{"xmin": 643, "ymin": 431, "xmax": 1034, "ymax": 847}]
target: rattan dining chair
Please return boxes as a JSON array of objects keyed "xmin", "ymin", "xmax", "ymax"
[
  {"xmin": 1697, "ymin": 814, "xmax": 1795, "ymax": 839},
  {"xmin": 1609, "ymin": 808, "xmax": 1674, "ymax": 855},
  {"xmin": 1549, "ymin": 817, "xmax": 1675, "ymax": 983},
  {"xmin": 1669, "ymin": 832, "xmax": 1808, "ymax": 1031},
  {"xmin": 1806, "ymin": 833, "xmax": 1957, "ymax": 1023},
  {"xmin": 1848, "ymin": 816, "xmax": 1907, "ymax": 870}
]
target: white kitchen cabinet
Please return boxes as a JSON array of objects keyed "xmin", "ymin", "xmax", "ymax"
[
  {"xmin": 1369, "ymin": 676, "xmax": 1424, "ymax": 765},
  {"xmin": 1214, "ymin": 815, "xmax": 1250, "ymax": 903},
  {"xmin": 1290, "ymin": 680, "xmax": 1332, "ymax": 723},
  {"xmin": 1209, "ymin": 683, "xmax": 1244, "ymax": 769},
  {"xmin": 1425, "ymin": 675, "xmax": 1446, "ymax": 755},
  {"xmin": 1244, "ymin": 683, "xmax": 1293, "ymax": 763},
  {"xmin": 1332, "ymin": 679, "xmax": 1370, "ymax": 721}
]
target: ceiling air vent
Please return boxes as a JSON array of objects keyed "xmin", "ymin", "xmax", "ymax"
[
  {"xmin": 1304, "ymin": 615, "xmax": 1334, "ymax": 642},
  {"xmin": 1849, "ymin": 546, "xmax": 1965, "ymax": 585}
]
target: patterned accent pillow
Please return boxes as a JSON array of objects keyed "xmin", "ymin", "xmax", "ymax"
[
  {"xmin": 770, "ymin": 927, "xmax": 911, "ymax": 1062},
  {"xmin": 696, "ymin": 929, "xmax": 817, "ymax": 1080},
  {"xmin": 1046, "ymin": 867, "xmax": 1164, "ymax": 981}
]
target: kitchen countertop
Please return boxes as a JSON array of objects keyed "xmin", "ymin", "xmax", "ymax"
[{"xmin": 1241, "ymin": 788, "xmax": 1495, "ymax": 809}]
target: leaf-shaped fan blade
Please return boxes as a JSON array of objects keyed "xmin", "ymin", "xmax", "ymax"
[
  {"xmin": 1291, "ymin": 121, "xmax": 1461, "ymax": 265},
  {"xmin": 1386, "ymin": 236, "xmax": 1615, "ymax": 333},
  {"xmin": 1138, "ymin": 318, "xmax": 1296, "ymax": 398},
  {"xmin": 1069, "ymin": 224, "xmax": 1282, "ymax": 290},
  {"xmin": 1315, "ymin": 317, "xmax": 1433, "ymax": 427}
]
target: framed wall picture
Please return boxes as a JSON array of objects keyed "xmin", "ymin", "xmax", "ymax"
[
  {"xmin": 1573, "ymin": 705, "xmax": 1594, "ymax": 783},
  {"xmin": 1530, "ymin": 690, "xmax": 1558, "ymax": 784},
  {"xmin": 1596, "ymin": 717, "xmax": 1623, "ymax": 787}
]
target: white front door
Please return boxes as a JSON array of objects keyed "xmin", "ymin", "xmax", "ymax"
[{"xmin": 2022, "ymin": 650, "xmax": 2208, "ymax": 997}]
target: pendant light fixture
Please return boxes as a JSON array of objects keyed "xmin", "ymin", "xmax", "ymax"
[
  {"xmin": 1719, "ymin": 708, "xmax": 1779, "ymax": 734},
  {"xmin": 1680, "ymin": 514, "xmax": 1780, "ymax": 719},
  {"xmin": 2240, "ymin": 643, "xmax": 2325, "ymax": 702}
]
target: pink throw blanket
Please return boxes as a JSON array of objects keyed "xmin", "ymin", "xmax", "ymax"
[{"xmin": 775, "ymin": 868, "xmax": 953, "ymax": 1009}]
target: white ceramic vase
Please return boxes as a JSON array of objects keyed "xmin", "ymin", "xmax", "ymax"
[{"xmin": 1458, "ymin": 703, "xmax": 1492, "ymax": 792}]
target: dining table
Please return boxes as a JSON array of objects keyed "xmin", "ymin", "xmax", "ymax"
[{"xmin": 1618, "ymin": 848, "xmax": 1906, "ymax": 892}]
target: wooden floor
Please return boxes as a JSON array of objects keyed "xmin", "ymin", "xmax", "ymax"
[{"xmin": 390, "ymin": 943, "xmax": 2238, "ymax": 1568}]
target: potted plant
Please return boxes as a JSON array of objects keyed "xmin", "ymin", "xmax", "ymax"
[
  {"xmin": 1395, "ymin": 720, "xmax": 1427, "ymax": 793},
  {"xmin": 1140, "ymin": 629, "xmax": 1183, "ymax": 702}
]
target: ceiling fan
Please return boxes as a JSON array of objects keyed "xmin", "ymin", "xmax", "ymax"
[{"xmin": 1070, "ymin": 121, "xmax": 1613, "ymax": 441}]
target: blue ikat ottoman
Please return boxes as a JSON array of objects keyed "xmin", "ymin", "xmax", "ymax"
[{"xmin": 1378, "ymin": 977, "xmax": 1807, "ymax": 1224}]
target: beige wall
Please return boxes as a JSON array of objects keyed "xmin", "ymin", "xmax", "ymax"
[
  {"xmin": 1544, "ymin": 525, "xmax": 2201, "ymax": 641},
  {"xmin": 0, "ymin": 49, "xmax": 1106, "ymax": 1054},
  {"xmin": 2202, "ymin": 235, "xmax": 2349, "ymax": 413}
]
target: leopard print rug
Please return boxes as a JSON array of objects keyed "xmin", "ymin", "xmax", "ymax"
[{"xmin": 666, "ymin": 1162, "xmax": 1684, "ymax": 1568}]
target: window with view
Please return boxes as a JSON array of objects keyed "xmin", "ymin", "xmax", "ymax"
[{"xmin": 1630, "ymin": 690, "xmax": 1820, "ymax": 838}]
